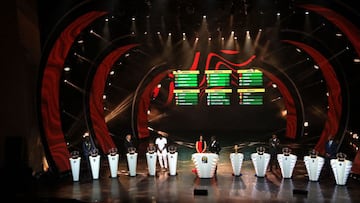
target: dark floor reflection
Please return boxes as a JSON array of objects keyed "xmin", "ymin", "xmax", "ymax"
[
  {"xmin": 306, "ymin": 181, "xmax": 324, "ymax": 201},
  {"xmin": 229, "ymin": 176, "xmax": 246, "ymax": 197},
  {"xmin": 331, "ymin": 185, "xmax": 352, "ymax": 202}
]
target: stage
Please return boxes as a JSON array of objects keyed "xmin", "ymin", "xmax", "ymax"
[{"xmin": 11, "ymin": 142, "xmax": 360, "ymax": 202}]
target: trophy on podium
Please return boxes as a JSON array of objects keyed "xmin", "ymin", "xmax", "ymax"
[
  {"xmin": 167, "ymin": 145, "xmax": 178, "ymax": 176},
  {"xmin": 251, "ymin": 146, "xmax": 270, "ymax": 177},
  {"xmin": 230, "ymin": 144, "xmax": 244, "ymax": 176},
  {"xmin": 331, "ymin": 152, "xmax": 352, "ymax": 185},
  {"xmin": 304, "ymin": 149, "xmax": 324, "ymax": 182},
  {"xmin": 146, "ymin": 143, "xmax": 157, "ymax": 176},
  {"xmin": 89, "ymin": 148, "xmax": 101, "ymax": 179},
  {"xmin": 127, "ymin": 147, "xmax": 138, "ymax": 177},
  {"xmin": 107, "ymin": 147, "xmax": 119, "ymax": 178},
  {"xmin": 277, "ymin": 147, "xmax": 297, "ymax": 179},
  {"xmin": 69, "ymin": 151, "xmax": 81, "ymax": 181}
]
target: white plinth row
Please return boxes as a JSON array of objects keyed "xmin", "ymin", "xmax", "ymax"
[
  {"xmin": 69, "ymin": 151, "xmax": 179, "ymax": 181},
  {"xmin": 145, "ymin": 152, "xmax": 178, "ymax": 176},
  {"xmin": 69, "ymin": 152, "xmax": 353, "ymax": 185},
  {"xmin": 69, "ymin": 155, "xmax": 102, "ymax": 181},
  {"xmin": 247, "ymin": 152, "xmax": 351, "ymax": 185}
]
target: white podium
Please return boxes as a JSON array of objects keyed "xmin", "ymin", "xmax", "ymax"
[
  {"xmin": 192, "ymin": 153, "xmax": 219, "ymax": 178},
  {"xmin": 127, "ymin": 153, "xmax": 138, "ymax": 177},
  {"xmin": 230, "ymin": 153, "xmax": 244, "ymax": 176},
  {"xmin": 168, "ymin": 152, "xmax": 178, "ymax": 176},
  {"xmin": 89, "ymin": 155, "xmax": 101, "ymax": 179},
  {"xmin": 277, "ymin": 153, "xmax": 297, "ymax": 178},
  {"xmin": 69, "ymin": 157, "xmax": 81, "ymax": 181},
  {"xmin": 304, "ymin": 155, "xmax": 324, "ymax": 181},
  {"xmin": 107, "ymin": 154, "xmax": 119, "ymax": 178},
  {"xmin": 330, "ymin": 158, "xmax": 352, "ymax": 185},
  {"xmin": 146, "ymin": 152, "xmax": 157, "ymax": 176},
  {"xmin": 251, "ymin": 152, "xmax": 270, "ymax": 177}
]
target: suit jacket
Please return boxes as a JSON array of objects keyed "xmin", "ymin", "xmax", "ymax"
[
  {"xmin": 124, "ymin": 139, "xmax": 135, "ymax": 154},
  {"xmin": 325, "ymin": 140, "xmax": 338, "ymax": 159},
  {"xmin": 209, "ymin": 140, "xmax": 221, "ymax": 154}
]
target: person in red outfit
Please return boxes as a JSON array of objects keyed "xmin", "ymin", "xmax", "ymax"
[{"xmin": 195, "ymin": 134, "xmax": 207, "ymax": 153}]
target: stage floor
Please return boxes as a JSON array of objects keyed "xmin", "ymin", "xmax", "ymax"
[{"xmin": 13, "ymin": 143, "xmax": 360, "ymax": 203}]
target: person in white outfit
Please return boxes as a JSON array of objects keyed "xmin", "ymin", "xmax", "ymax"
[{"xmin": 155, "ymin": 132, "xmax": 168, "ymax": 171}]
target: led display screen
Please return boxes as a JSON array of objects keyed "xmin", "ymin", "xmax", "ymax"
[
  {"xmin": 172, "ymin": 69, "xmax": 265, "ymax": 106},
  {"xmin": 173, "ymin": 70, "xmax": 200, "ymax": 105}
]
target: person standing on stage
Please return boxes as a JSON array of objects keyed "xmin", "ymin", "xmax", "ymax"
[
  {"xmin": 82, "ymin": 133, "xmax": 96, "ymax": 158},
  {"xmin": 209, "ymin": 135, "xmax": 221, "ymax": 155},
  {"xmin": 124, "ymin": 134, "xmax": 135, "ymax": 152},
  {"xmin": 155, "ymin": 131, "xmax": 168, "ymax": 171},
  {"xmin": 123, "ymin": 133, "xmax": 136, "ymax": 172},
  {"xmin": 324, "ymin": 135, "xmax": 338, "ymax": 173},
  {"xmin": 268, "ymin": 134, "xmax": 280, "ymax": 171},
  {"xmin": 195, "ymin": 134, "xmax": 207, "ymax": 153},
  {"xmin": 82, "ymin": 132, "xmax": 98, "ymax": 177},
  {"xmin": 325, "ymin": 135, "xmax": 338, "ymax": 160},
  {"xmin": 209, "ymin": 135, "xmax": 221, "ymax": 174}
]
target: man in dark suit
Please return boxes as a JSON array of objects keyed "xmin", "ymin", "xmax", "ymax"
[
  {"xmin": 82, "ymin": 133, "xmax": 98, "ymax": 178},
  {"xmin": 123, "ymin": 134, "xmax": 135, "ymax": 153},
  {"xmin": 209, "ymin": 136, "xmax": 221, "ymax": 175},
  {"xmin": 325, "ymin": 136, "xmax": 338, "ymax": 159},
  {"xmin": 324, "ymin": 135, "xmax": 338, "ymax": 173},
  {"xmin": 123, "ymin": 134, "xmax": 136, "ymax": 172},
  {"xmin": 268, "ymin": 134, "xmax": 280, "ymax": 171},
  {"xmin": 209, "ymin": 136, "xmax": 221, "ymax": 154}
]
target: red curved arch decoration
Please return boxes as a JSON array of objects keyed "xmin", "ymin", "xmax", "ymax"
[
  {"xmin": 299, "ymin": 4, "xmax": 360, "ymax": 56},
  {"xmin": 300, "ymin": 1, "xmax": 360, "ymax": 178},
  {"xmin": 41, "ymin": 11, "xmax": 107, "ymax": 172},
  {"xmin": 137, "ymin": 71, "xmax": 171, "ymax": 139},
  {"xmin": 261, "ymin": 69, "xmax": 297, "ymax": 139},
  {"xmin": 90, "ymin": 44, "xmax": 139, "ymax": 153},
  {"xmin": 283, "ymin": 40, "xmax": 342, "ymax": 155}
]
